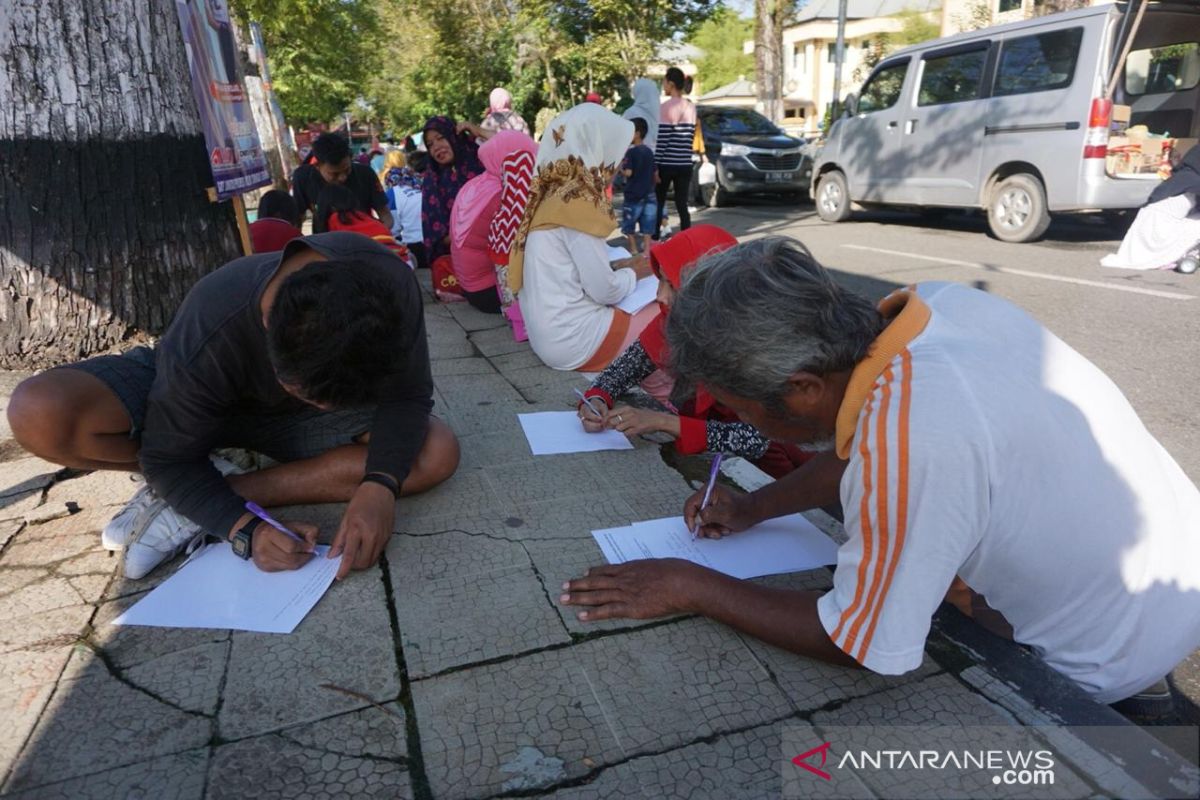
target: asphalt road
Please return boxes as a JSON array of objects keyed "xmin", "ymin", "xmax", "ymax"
[{"xmin": 692, "ymin": 196, "xmax": 1200, "ymax": 722}]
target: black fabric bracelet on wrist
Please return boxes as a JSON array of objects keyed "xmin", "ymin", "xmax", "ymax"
[{"xmin": 361, "ymin": 472, "xmax": 400, "ymax": 498}]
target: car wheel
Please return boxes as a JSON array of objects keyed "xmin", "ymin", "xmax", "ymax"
[
  {"xmin": 987, "ymin": 174, "xmax": 1050, "ymax": 243},
  {"xmin": 702, "ymin": 180, "xmax": 728, "ymax": 208},
  {"xmin": 816, "ymin": 170, "xmax": 851, "ymax": 222}
]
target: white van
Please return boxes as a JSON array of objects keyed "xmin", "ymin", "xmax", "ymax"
[{"xmin": 812, "ymin": 1, "xmax": 1200, "ymax": 242}]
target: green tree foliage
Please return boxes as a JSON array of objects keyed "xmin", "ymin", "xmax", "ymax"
[
  {"xmin": 230, "ymin": 0, "xmax": 380, "ymax": 123},
  {"xmin": 691, "ymin": 6, "xmax": 754, "ymax": 90},
  {"xmin": 893, "ymin": 9, "xmax": 939, "ymax": 47}
]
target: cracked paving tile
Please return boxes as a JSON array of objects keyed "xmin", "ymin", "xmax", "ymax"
[
  {"xmin": 4, "ymin": 748, "xmax": 209, "ymax": 800},
  {"xmin": 219, "ymin": 568, "xmax": 399, "ymax": 740},
  {"xmin": 4, "ymin": 670, "xmax": 211, "ymax": 792},
  {"xmin": 432, "ymin": 357, "xmax": 497, "ymax": 378},
  {"xmin": 0, "ymin": 457, "xmax": 58, "ymax": 500},
  {"xmin": 455, "ymin": 431, "xmax": 540, "ymax": 471},
  {"xmin": 398, "ymin": 469, "xmax": 512, "ymax": 522},
  {"xmin": 0, "ymin": 570, "xmax": 92, "ymax": 620},
  {"xmin": 0, "ymin": 490, "xmax": 46, "ymax": 525},
  {"xmin": 467, "ymin": 326, "xmax": 531, "ymax": 357},
  {"xmin": 482, "ymin": 459, "xmax": 604, "ymax": 507},
  {"xmin": 0, "ymin": 683, "xmax": 55, "ymax": 779},
  {"xmin": 413, "ymin": 618, "xmax": 789, "ymax": 800},
  {"xmin": 0, "ymin": 520, "xmax": 21, "ymax": 551},
  {"xmin": 523, "ymin": 538, "xmax": 681, "ymax": 636},
  {"xmin": 488, "ymin": 349, "xmax": 546, "ymax": 374},
  {"xmin": 397, "ymin": 493, "xmax": 639, "ymax": 544},
  {"xmin": 118, "ymin": 640, "xmax": 230, "ymax": 715},
  {"xmin": 386, "ymin": 533, "xmax": 569, "ymax": 677},
  {"xmin": 0, "ymin": 506, "xmax": 114, "ymax": 567},
  {"xmin": 447, "ymin": 302, "xmax": 508, "ymax": 332},
  {"xmin": 277, "ymin": 702, "xmax": 408, "ymax": 762},
  {"xmin": 43, "ymin": 470, "xmax": 143, "ymax": 512}
]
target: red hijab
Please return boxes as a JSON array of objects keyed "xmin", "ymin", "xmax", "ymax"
[{"xmin": 638, "ymin": 224, "xmax": 737, "ymax": 414}]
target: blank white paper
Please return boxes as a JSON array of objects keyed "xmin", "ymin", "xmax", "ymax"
[
  {"xmin": 112, "ymin": 543, "xmax": 342, "ymax": 634},
  {"xmin": 518, "ymin": 411, "xmax": 634, "ymax": 455},
  {"xmin": 616, "ymin": 275, "xmax": 661, "ymax": 315},
  {"xmin": 592, "ymin": 514, "xmax": 838, "ymax": 579}
]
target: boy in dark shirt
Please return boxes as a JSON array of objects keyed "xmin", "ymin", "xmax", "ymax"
[
  {"xmin": 620, "ymin": 117, "xmax": 657, "ymax": 255},
  {"xmin": 249, "ymin": 190, "xmax": 303, "ymax": 253},
  {"xmin": 292, "ymin": 133, "xmax": 393, "ymax": 231},
  {"xmin": 7, "ymin": 233, "xmax": 459, "ymax": 580}
]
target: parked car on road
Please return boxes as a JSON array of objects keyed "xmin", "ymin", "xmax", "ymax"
[
  {"xmin": 694, "ymin": 106, "xmax": 813, "ymax": 207},
  {"xmin": 812, "ymin": 1, "xmax": 1200, "ymax": 242}
]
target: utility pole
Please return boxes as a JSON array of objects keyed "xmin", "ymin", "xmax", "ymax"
[{"xmin": 830, "ymin": 0, "xmax": 849, "ymax": 123}]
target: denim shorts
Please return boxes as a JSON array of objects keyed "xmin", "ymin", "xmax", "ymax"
[
  {"xmin": 59, "ymin": 346, "xmax": 374, "ymax": 462},
  {"xmin": 621, "ymin": 198, "xmax": 658, "ymax": 235}
]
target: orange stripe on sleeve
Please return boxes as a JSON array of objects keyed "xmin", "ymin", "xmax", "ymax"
[
  {"xmin": 831, "ymin": 396, "xmax": 877, "ymax": 646},
  {"xmin": 857, "ymin": 350, "xmax": 914, "ymax": 660},
  {"xmin": 843, "ymin": 366, "xmax": 894, "ymax": 655}
]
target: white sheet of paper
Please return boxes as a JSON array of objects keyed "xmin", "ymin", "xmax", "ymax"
[
  {"xmin": 112, "ymin": 543, "xmax": 342, "ymax": 633},
  {"xmin": 607, "ymin": 245, "xmax": 632, "ymax": 262},
  {"xmin": 616, "ymin": 275, "xmax": 660, "ymax": 314},
  {"xmin": 519, "ymin": 411, "xmax": 634, "ymax": 455},
  {"xmin": 592, "ymin": 514, "xmax": 838, "ymax": 579}
]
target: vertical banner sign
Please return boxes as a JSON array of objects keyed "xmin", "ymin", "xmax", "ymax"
[
  {"xmin": 174, "ymin": 0, "xmax": 271, "ymax": 199},
  {"xmin": 249, "ymin": 22, "xmax": 294, "ymax": 157}
]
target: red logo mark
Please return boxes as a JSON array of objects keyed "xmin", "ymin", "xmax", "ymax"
[{"xmin": 792, "ymin": 741, "xmax": 833, "ymax": 781}]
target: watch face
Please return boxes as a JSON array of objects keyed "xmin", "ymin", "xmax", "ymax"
[{"xmin": 232, "ymin": 535, "xmax": 250, "ymax": 559}]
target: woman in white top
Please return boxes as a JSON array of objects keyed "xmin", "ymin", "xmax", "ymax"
[{"xmin": 507, "ymin": 103, "xmax": 656, "ymax": 371}]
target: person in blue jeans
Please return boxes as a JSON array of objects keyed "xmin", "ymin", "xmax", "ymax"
[{"xmin": 620, "ymin": 117, "xmax": 657, "ymax": 255}]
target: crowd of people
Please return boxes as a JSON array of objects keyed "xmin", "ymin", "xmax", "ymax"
[{"xmin": 7, "ymin": 71, "xmax": 1200, "ymax": 725}]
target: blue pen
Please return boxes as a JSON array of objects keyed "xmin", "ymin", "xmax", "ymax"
[
  {"xmin": 573, "ymin": 387, "xmax": 605, "ymax": 419},
  {"xmin": 692, "ymin": 453, "xmax": 724, "ymax": 539},
  {"xmin": 244, "ymin": 501, "xmax": 314, "ymax": 552}
]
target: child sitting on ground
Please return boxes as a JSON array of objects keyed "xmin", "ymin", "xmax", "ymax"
[
  {"xmin": 620, "ymin": 117, "xmax": 657, "ymax": 255},
  {"xmin": 578, "ymin": 224, "xmax": 813, "ymax": 478},
  {"xmin": 380, "ymin": 151, "xmax": 427, "ymax": 269},
  {"xmin": 314, "ymin": 184, "xmax": 411, "ymax": 265}
]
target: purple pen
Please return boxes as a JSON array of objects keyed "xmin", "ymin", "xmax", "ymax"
[
  {"xmin": 692, "ymin": 453, "xmax": 723, "ymax": 539},
  {"xmin": 244, "ymin": 501, "xmax": 311, "ymax": 549}
]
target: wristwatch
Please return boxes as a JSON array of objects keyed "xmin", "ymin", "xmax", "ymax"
[{"xmin": 231, "ymin": 518, "xmax": 256, "ymax": 560}]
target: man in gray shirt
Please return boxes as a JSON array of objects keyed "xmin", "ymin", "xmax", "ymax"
[{"xmin": 7, "ymin": 232, "xmax": 459, "ymax": 579}]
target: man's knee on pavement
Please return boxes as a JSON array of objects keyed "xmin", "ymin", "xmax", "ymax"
[{"xmin": 7, "ymin": 374, "xmax": 85, "ymax": 460}]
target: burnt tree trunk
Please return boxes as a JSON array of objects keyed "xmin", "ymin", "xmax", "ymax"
[
  {"xmin": 755, "ymin": 0, "xmax": 789, "ymax": 123},
  {"xmin": 0, "ymin": 0, "xmax": 242, "ymax": 369}
]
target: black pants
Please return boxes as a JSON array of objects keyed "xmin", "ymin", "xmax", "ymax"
[
  {"xmin": 462, "ymin": 286, "xmax": 502, "ymax": 314},
  {"xmin": 655, "ymin": 165, "xmax": 693, "ymax": 238},
  {"xmin": 407, "ymin": 242, "xmax": 428, "ymax": 271}
]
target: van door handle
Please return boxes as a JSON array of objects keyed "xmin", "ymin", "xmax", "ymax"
[
  {"xmin": 887, "ymin": 121, "xmax": 898, "ymax": 129},
  {"xmin": 906, "ymin": 119, "xmax": 918, "ymax": 134}
]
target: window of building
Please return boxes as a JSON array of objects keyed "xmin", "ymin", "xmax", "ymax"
[
  {"xmin": 918, "ymin": 47, "xmax": 988, "ymax": 106},
  {"xmin": 857, "ymin": 60, "xmax": 909, "ymax": 114},
  {"xmin": 828, "ymin": 43, "xmax": 839, "ymax": 63},
  {"xmin": 994, "ymin": 28, "xmax": 1082, "ymax": 96},
  {"xmin": 997, "ymin": 0, "xmax": 1022, "ymax": 12},
  {"xmin": 1125, "ymin": 41, "xmax": 1200, "ymax": 95}
]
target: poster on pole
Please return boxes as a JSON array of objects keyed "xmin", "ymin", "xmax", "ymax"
[
  {"xmin": 249, "ymin": 22, "xmax": 295, "ymax": 160},
  {"xmin": 174, "ymin": 0, "xmax": 272, "ymax": 199}
]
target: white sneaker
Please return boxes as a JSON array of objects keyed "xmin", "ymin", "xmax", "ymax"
[
  {"xmin": 100, "ymin": 476, "xmax": 154, "ymax": 551},
  {"xmin": 121, "ymin": 499, "xmax": 206, "ymax": 579},
  {"xmin": 101, "ymin": 456, "xmax": 242, "ymax": 551}
]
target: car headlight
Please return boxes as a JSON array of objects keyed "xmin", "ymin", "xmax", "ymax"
[{"xmin": 721, "ymin": 143, "xmax": 751, "ymax": 157}]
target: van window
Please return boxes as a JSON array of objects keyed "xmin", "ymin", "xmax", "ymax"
[
  {"xmin": 1125, "ymin": 42, "xmax": 1200, "ymax": 95},
  {"xmin": 994, "ymin": 28, "xmax": 1083, "ymax": 96},
  {"xmin": 858, "ymin": 61, "xmax": 908, "ymax": 114},
  {"xmin": 919, "ymin": 48, "xmax": 988, "ymax": 106}
]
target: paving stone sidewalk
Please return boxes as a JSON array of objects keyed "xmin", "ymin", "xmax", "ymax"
[{"xmin": 0, "ymin": 273, "xmax": 1196, "ymax": 799}]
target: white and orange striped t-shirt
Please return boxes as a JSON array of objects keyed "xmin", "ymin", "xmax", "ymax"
[{"xmin": 816, "ymin": 282, "xmax": 1200, "ymax": 703}]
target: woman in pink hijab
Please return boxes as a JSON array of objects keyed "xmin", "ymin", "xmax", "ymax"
[
  {"xmin": 450, "ymin": 130, "xmax": 537, "ymax": 314},
  {"xmin": 480, "ymin": 87, "xmax": 530, "ymax": 135}
]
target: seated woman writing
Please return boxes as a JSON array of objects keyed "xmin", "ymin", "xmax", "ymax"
[
  {"xmin": 508, "ymin": 103, "xmax": 656, "ymax": 371},
  {"xmin": 578, "ymin": 224, "xmax": 812, "ymax": 478}
]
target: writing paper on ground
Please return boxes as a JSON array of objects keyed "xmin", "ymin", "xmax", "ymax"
[
  {"xmin": 616, "ymin": 275, "xmax": 661, "ymax": 314},
  {"xmin": 112, "ymin": 543, "xmax": 342, "ymax": 633},
  {"xmin": 519, "ymin": 411, "xmax": 634, "ymax": 455},
  {"xmin": 592, "ymin": 514, "xmax": 838, "ymax": 579}
]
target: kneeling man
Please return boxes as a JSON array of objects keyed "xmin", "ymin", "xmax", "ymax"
[
  {"xmin": 562, "ymin": 236, "xmax": 1200, "ymax": 708},
  {"xmin": 8, "ymin": 232, "xmax": 459, "ymax": 580}
]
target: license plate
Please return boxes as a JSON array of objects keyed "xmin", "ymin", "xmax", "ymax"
[{"xmin": 766, "ymin": 171, "xmax": 794, "ymax": 182}]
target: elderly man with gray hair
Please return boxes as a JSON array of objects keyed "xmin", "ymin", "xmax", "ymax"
[{"xmin": 561, "ymin": 236, "xmax": 1200, "ymax": 711}]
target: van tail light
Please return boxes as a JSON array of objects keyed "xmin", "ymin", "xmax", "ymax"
[{"xmin": 1083, "ymin": 97, "xmax": 1112, "ymax": 159}]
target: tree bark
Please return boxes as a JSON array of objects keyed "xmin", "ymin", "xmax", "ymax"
[
  {"xmin": 0, "ymin": 0, "xmax": 242, "ymax": 369},
  {"xmin": 755, "ymin": 0, "xmax": 788, "ymax": 123}
]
